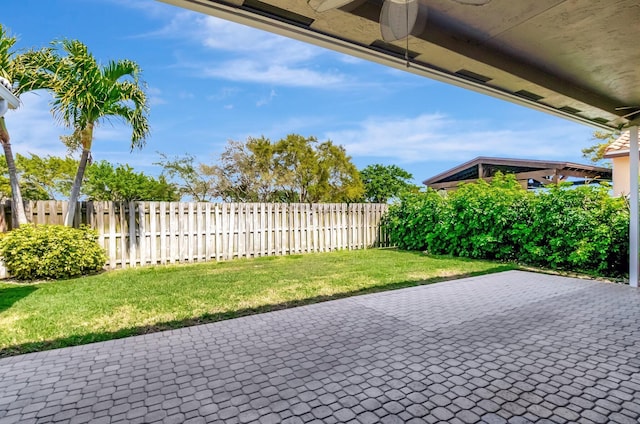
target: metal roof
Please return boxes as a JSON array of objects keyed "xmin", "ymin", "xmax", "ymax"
[
  {"xmin": 422, "ymin": 156, "xmax": 612, "ymax": 189},
  {"xmin": 159, "ymin": 0, "xmax": 640, "ymax": 131}
]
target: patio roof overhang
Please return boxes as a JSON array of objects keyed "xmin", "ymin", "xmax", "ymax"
[{"xmin": 158, "ymin": 0, "xmax": 640, "ymax": 131}]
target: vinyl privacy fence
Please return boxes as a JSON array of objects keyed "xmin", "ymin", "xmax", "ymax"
[{"xmin": 0, "ymin": 201, "xmax": 389, "ymax": 272}]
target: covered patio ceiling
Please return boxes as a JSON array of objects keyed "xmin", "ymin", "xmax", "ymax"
[{"xmin": 159, "ymin": 0, "xmax": 640, "ymax": 131}]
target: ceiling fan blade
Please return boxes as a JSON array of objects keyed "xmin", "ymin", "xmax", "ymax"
[
  {"xmin": 308, "ymin": 0, "xmax": 358, "ymax": 12},
  {"xmin": 380, "ymin": 0, "xmax": 420, "ymax": 42}
]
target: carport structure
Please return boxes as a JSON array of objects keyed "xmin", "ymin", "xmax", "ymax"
[
  {"xmin": 422, "ymin": 157, "xmax": 613, "ymax": 190},
  {"xmin": 159, "ymin": 0, "xmax": 640, "ymax": 284}
]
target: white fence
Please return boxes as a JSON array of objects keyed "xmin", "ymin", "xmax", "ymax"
[{"xmin": 1, "ymin": 201, "xmax": 390, "ymax": 273}]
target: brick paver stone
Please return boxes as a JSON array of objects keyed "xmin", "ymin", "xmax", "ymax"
[{"xmin": 1, "ymin": 271, "xmax": 640, "ymax": 422}]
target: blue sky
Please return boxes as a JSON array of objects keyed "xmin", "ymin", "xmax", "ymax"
[{"xmin": 3, "ymin": 0, "xmax": 598, "ymax": 185}]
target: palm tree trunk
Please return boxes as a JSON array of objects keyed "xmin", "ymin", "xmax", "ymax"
[
  {"xmin": 0, "ymin": 116, "xmax": 27, "ymax": 227},
  {"xmin": 64, "ymin": 148, "xmax": 90, "ymax": 227}
]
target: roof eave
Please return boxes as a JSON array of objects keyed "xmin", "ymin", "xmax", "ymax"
[
  {"xmin": 0, "ymin": 84, "xmax": 19, "ymax": 109},
  {"xmin": 604, "ymin": 150, "xmax": 631, "ymax": 159}
]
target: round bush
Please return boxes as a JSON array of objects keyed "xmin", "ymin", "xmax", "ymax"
[{"xmin": 0, "ymin": 225, "xmax": 107, "ymax": 280}]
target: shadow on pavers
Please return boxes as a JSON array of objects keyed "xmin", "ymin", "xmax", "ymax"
[{"xmin": 0, "ymin": 264, "xmax": 515, "ymax": 358}]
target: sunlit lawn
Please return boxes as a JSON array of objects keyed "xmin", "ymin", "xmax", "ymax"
[{"xmin": 0, "ymin": 249, "xmax": 515, "ymax": 356}]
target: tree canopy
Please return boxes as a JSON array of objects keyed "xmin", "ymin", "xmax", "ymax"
[
  {"xmin": 217, "ymin": 134, "xmax": 364, "ymax": 203},
  {"xmin": 359, "ymin": 164, "xmax": 417, "ymax": 203},
  {"xmin": 581, "ymin": 131, "xmax": 618, "ymax": 166},
  {"xmin": 155, "ymin": 153, "xmax": 219, "ymax": 202},
  {"xmin": 156, "ymin": 135, "xmax": 364, "ymax": 203},
  {"xmin": 0, "ymin": 154, "xmax": 177, "ymax": 202},
  {"xmin": 84, "ymin": 161, "xmax": 178, "ymax": 202}
]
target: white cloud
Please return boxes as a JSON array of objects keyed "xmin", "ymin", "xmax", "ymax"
[
  {"xmin": 103, "ymin": 0, "xmax": 169, "ymax": 19},
  {"xmin": 92, "ymin": 124, "xmax": 133, "ymax": 144},
  {"xmin": 178, "ymin": 91, "xmax": 194, "ymax": 100},
  {"xmin": 4, "ymin": 92, "xmax": 68, "ymax": 157},
  {"xmin": 207, "ymin": 87, "xmax": 241, "ymax": 101},
  {"xmin": 198, "ymin": 16, "xmax": 317, "ymax": 62},
  {"xmin": 204, "ymin": 60, "xmax": 343, "ymax": 87},
  {"xmin": 259, "ymin": 116, "xmax": 328, "ymax": 140},
  {"xmin": 147, "ymin": 86, "xmax": 167, "ymax": 107},
  {"xmin": 147, "ymin": 11, "xmax": 348, "ymax": 88},
  {"xmin": 326, "ymin": 113, "xmax": 594, "ymax": 163},
  {"xmin": 340, "ymin": 55, "xmax": 366, "ymax": 65},
  {"xmin": 256, "ymin": 89, "xmax": 277, "ymax": 107}
]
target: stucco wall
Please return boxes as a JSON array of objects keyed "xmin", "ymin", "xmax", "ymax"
[{"xmin": 612, "ymin": 156, "xmax": 630, "ymax": 196}]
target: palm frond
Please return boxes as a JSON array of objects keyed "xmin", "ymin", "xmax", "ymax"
[
  {"xmin": 0, "ymin": 24, "xmax": 18, "ymax": 82},
  {"xmin": 48, "ymin": 39, "xmax": 150, "ymax": 150},
  {"xmin": 102, "ymin": 59, "xmax": 141, "ymax": 83},
  {"xmin": 12, "ymin": 47, "xmax": 60, "ymax": 95}
]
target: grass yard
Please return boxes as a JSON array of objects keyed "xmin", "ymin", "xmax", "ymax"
[{"xmin": 0, "ymin": 249, "xmax": 514, "ymax": 356}]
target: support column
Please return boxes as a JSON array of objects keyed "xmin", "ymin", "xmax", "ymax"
[{"xmin": 630, "ymin": 125, "xmax": 639, "ymax": 287}]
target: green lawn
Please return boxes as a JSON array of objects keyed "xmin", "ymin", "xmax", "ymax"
[{"xmin": 0, "ymin": 249, "xmax": 514, "ymax": 356}]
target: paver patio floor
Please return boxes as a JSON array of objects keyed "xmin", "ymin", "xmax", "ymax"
[{"xmin": 2, "ymin": 270, "xmax": 640, "ymax": 423}]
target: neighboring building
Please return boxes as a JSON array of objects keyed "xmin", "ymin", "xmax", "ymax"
[
  {"xmin": 0, "ymin": 78, "xmax": 19, "ymax": 113},
  {"xmin": 604, "ymin": 131, "xmax": 633, "ymax": 196},
  {"xmin": 423, "ymin": 157, "xmax": 612, "ymax": 191}
]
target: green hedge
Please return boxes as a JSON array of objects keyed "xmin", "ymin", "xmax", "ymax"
[
  {"xmin": 385, "ymin": 173, "xmax": 629, "ymax": 276},
  {"xmin": 0, "ymin": 225, "xmax": 107, "ymax": 280}
]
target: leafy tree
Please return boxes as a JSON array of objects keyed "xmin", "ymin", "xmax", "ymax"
[
  {"xmin": 582, "ymin": 131, "xmax": 618, "ymax": 166},
  {"xmin": 0, "ymin": 158, "xmax": 9, "ymax": 198},
  {"xmin": 0, "ymin": 154, "xmax": 176, "ymax": 201},
  {"xmin": 271, "ymin": 134, "xmax": 320, "ymax": 202},
  {"xmin": 311, "ymin": 140, "xmax": 364, "ymax": 203},
  {"xmin": 155, "ymin": 153, "xmax": 218, "ymax": 202},
  {"xmin": 217, "ymin": 137, "xmax": 276, "ymax": 202},
  {"xmin": 217, "ymin": 134, "xmax": 363, "ymax": 203},
  {"xmin": 359, "ymin": 164, "xmax": 417, "ymax": 203},
  {"xmin": 0, "ymin": 25, "xmax": 58, "ymax": 225},
  {"xmin": 157, "ymin": 136, "xmax": 363, "ymax": 203},
  {"xmin": 15, "ymin": 153, "xmax": 77, "ymax": 199},
  {"xmin": 0, "ymin": 156, "xmax": 50, "ymax": 200},
  {"xmin": 84, "ymin": 160, "xmax": 178, "ymax": 201},
  {"xmin": 34, "ymin": 39, "xmax": 149, "ymax": 225}
]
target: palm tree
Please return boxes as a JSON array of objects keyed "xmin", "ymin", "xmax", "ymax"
[
  {"xmin": 0, "ymin": 25, "xmax": 56, "ymax": 227},
  {"xmin": 46, "ymin": 40, "xmax": 149, "ymax": 226}
]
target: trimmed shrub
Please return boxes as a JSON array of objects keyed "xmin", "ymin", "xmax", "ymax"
[
  {"xmin": 386, "ymin": 176, "xmax": 629, "ymax": 277},
  {"xmin": 384, "ymin": 189, "xmax": 447, "ymax": 251},
  {"xmin": 443, "ymin": 174, "xmax": 531, "ymax": 260},
  {"xmin": 513, "ymin": 184, "xmax": 628, "ymax": 275},
  {"xmin": 0, "ymin": 225, "xmax": 107, "ymax": 280}
]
